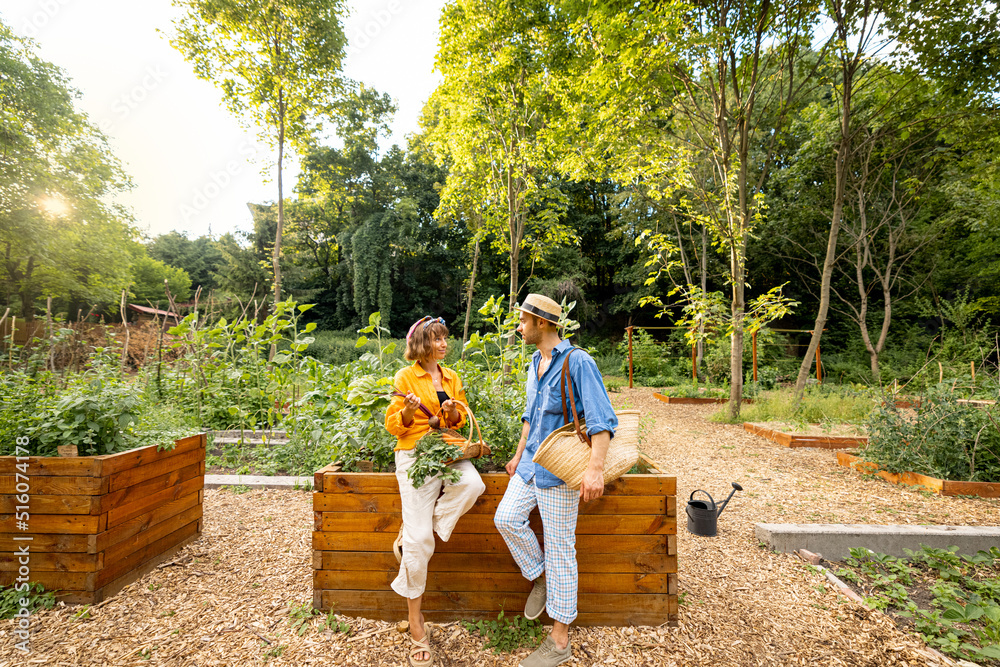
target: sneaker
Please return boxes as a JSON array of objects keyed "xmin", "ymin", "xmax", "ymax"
[
  {"xmin": 519, "ymin": 636, "xmax": 572, "ymax": 667},
  {"xmin": 524, "ymin": 574, "xmax": 546, "ymax": 620}
]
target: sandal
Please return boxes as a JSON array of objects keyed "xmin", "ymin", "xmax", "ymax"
[
  {"xmin": 393, "ymin": 525, "xmax": 404, "ymax": 564},
  {"xmin": 407, "ymin": 630, "xmax": 433, "ymax": 666}
]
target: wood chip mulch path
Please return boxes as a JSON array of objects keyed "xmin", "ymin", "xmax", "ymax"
[{"xmin": 3, "ymin": 387, "xmax": 996, "ymax": 666}]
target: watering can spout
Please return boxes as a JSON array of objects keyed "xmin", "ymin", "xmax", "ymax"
[{"xmin": 716, "ymin": 482, "xmax": 743, "ymax": 517}]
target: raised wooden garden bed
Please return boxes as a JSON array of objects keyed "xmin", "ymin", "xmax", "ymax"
[
  {"xmin": 653, "ymin": 392, "xmax": 725, "ymax": 405},
  {"xmin": 836, "ymin": 452, "xmax": 1000, "ymax": 499},
  {"xmin": 312, "ymin": 455, "xmax": 677, "ymax": 626},
  {"xmin": 744, "ymin": 422, "xmax": 868, "ymax": 449},
  {"xmin": 0, "ymin": 434, "xmax": 205, "ymax": 603}
]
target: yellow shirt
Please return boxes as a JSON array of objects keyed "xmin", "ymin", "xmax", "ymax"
[{"xmin": 385, "ymin": 362, "xmax": 468, "ymax": 451}]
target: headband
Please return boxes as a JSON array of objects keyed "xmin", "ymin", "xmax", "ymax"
[{"xmin": 406, "ymin": 316, "xmax": 445, "ymax": 341}]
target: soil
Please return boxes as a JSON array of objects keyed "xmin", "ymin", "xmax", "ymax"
[{"xmin": 4, "ymin": 387, "xmax": 996, "ymax": 665}]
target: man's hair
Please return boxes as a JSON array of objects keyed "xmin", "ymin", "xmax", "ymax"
[{"xmin": 405, "ymin": 321, "xmax": 449, "ymax": 361}]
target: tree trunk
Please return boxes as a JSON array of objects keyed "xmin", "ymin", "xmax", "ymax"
[
  {"xmin": 729, "ymin": 244, "xmax": 745, "ymax": 419},
  {"xmin": 461, "ymin": 237, "xmax": 481, "ymax": 361},
  {"xmin": 795, "ymin": 57, "xmax": 854, "ymax": 400},
  {"xmin": 273, "ymin": 88, "xmax": 285, "ymax": 309}
]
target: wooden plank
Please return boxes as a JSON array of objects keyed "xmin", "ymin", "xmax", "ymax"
[
  {"xmin": 106, "ymin": 475, "xmax": 204, "ymax": 529},
  {"xmin": 314, "ymin": 463, "xmax": 341, "ymax": 493},
  {"xmin": 316, "ymin": 551, "xmax": 677, "ymax": 574},
  {"xmin": 102, "ymin": 504, "xmax": 203, "ymax": 565},
  {"xmin": 317, "ymin": 472, "xmax": 676, "ymax": 497},
  {"xmin": 316, "ymin": 512, "xmax": 675, "ymax": 536},
  {"xmin": 0, "ymin": 533, "xmax": 92, "ymax": 553},
  {"xmin": 0, "ymin": 476, "xmax": 106, "ymax": 496},
  {"xmin": 314, "ymin": 570, "xmax": 675, "ymax": 595},
  {"xmin": 95, "ymin": 491, "xmax": 202, "ymax": 554},
  {"xmin": 942, "ymin": 479, "xmax": 1000, "ymax": 498},
  {"xmin": 0, "ymin": 569, "xmax": 95, "ymax": 591},
  {"xmin": 312, "ymin": 606, "xmax": 677, "ymax": 627},
  {"xmin": 97, "ymin": 461, "xmax": 203, "ymax": 514},
  {"xmin": 313, "ymin": 492, "xmax": 669, "ymax": 516},
  {"xmin": 92, "ymin": 533, "xmax": 200, "ymax": 603},
  {"xmin": 653, "ymin": 393, "xmax": 725, "ymax": 404},
  {"xmin": 0, "ymin": 494, "xmax": 97, "ymax": 515},
  {"xmin": 745, "ymin": 422, "xmax": 866, "ymax": 449},
  {"xmin": 107, "ymin": 447, "xmax": 205, "ymax": 492},
  {"xmin": 95, "ymin": 518, "xmax": 200, "ymax": 589},
  {"xmin": 313, "ymin": 531, "xmax": 670, "ymax": 554},
  {"xmin": 0, "ymin": 551, "xmax": 102, "ymax": 572},
  {"xmin": 318, "ymin": 589, "xmax": 675, "ymax": 614},
  {"xmin": 98, "ymin": 434, "xmax": 205, "ymax": 477},
  {"xmin": 0, "ymin": 513, "xmax": 101, "ymax": 535},
  {"xmin": 0, "ymin": 456, "xmax": 101, "ymax": 477}
]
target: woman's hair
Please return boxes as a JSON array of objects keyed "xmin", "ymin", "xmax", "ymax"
[{"xmin": 404, "ymin": 319, "xmax": 449, "ymax": 362}]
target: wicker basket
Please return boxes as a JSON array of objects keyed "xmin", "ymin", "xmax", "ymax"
[{"xmin": 531, "ymin": 409, "xmax": 641, "ymax": 489}]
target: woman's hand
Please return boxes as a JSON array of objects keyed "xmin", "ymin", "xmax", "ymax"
[
  {"xmin": 441, "ymin": 398, "xmax": 461, "ymax": 425},
  {"xmin": 400, "ymin": 392, "xmax": 421, "ymax": 426}
]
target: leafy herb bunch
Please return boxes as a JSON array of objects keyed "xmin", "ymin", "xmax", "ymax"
[{"xmin": 407, "ymin": 431, "xmax": 462, "ymax": 488}]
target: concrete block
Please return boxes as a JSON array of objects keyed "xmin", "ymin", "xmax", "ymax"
[
  {"xmin": 756, "ymin": 523, "xmax": 1000, "ymax": 560},
  {"xmin": 205, "ymin": 474, "xmax": 314, "ymax": 490}
]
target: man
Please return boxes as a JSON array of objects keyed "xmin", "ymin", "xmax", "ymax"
[{"xmin": 494, "ymin": 293, "xmax": 618, "ymax": 667}]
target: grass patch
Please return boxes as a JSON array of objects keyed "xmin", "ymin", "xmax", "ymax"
[{"xmin": 711, "ymin": 386, "xmax": 875, "ymax": 426}]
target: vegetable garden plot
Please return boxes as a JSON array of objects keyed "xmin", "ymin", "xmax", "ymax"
[
  {"xmin": 312, "ymin": 455, "xmax": 677, "ymax": 627},
  {"xmin": 0, "ymin": 434, "xmax": 205, "ymax": 603}
]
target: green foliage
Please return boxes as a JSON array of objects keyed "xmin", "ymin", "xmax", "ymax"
[
  {"xmin": 0, "ymin": 20, "xmax": 140, "ymax": 319},
  {"xmin": 862, "ymin": 393, "xmax": 1000, "ymax": 482},
  {"xmin": 713, "ymin": 386, "xmax": 875, "ymax": 427},
  {"xmin": 130, "ymin": 254, "xmax": 192, "ymax": 307},
  {"xmin": 407, "ymin": 432, "xmax": 462, "ymax": 489},
  {"xmin": 463, "ymin": 609, "xmax": 545, "ymax": 654},
  {"xmin": 835, "ymin": 545, "xmax": 1000, "ymax": 665},
  {"xmin": 0, "ymin": 583, "xmax": 56, "ymax": 619}
]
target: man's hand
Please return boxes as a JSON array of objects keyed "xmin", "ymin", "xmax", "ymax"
[
  {"xmin": 579, "ymin": 430, "xmax": 611, "ymax": 502},
  {"xmin": 579, "ymin": 466, "xmax": 605, "ymax": 502},
  {"xmin": 505, "ymin": 450, "xmax": 522, "ymax": 477}
]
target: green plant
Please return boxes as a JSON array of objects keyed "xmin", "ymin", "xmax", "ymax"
[
  {"xmin": 288, "ymin": 600, "xmax": 319, "ymax": 636},
  {"xmin": 463, "ymin": 609, "xmax": 545, "ymax": 654},
  {"xmin": 324, "ymin": 610, "xmax": 351, "ymax": 633},
  {"xmin": 407, "ymin": 432, "xmax": 462, "ymax": 488},
  {"xmin": 0, "ymin": 583, "xmax": 56, "ymax": 618},
  {"xmin": 863, "ymin": 393, "xmax": 1000, "ymax": 482},
  {"xmin": 836, "ymin": 545, "xmax": 1000, "ymax": 664}
]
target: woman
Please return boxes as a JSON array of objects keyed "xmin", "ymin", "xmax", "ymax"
[{"xmin": 385, "ymin": 315, "xmax": 486, "ymax": 667}]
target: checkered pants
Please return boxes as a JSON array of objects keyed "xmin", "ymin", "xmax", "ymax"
[{"xmin": 494, "ymin": 473, "xmax": 580, "ymax": 624}]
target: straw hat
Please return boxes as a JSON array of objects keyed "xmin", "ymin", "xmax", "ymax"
[{"xmin": 515, "ymin": 293, "xmax": 562, "ymax": 323}]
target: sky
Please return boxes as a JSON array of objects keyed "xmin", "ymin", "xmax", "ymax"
[{"xmin": 4, "ymin": 0, "xmax": 445, "ymax": 241}]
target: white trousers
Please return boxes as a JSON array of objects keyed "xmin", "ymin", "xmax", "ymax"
[{"xmin": 391, "ymin": 449, "xmax": 486, "ymax": 599}]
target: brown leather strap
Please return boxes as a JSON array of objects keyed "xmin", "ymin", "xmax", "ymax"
[{"xmin": 560, "ymin": 348, "xmax": 592, "ymax": 446}]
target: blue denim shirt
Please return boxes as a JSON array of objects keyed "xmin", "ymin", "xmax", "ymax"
[{"xmin": 516, "ymin": 340, "xmax": 619, "ymax": 488}]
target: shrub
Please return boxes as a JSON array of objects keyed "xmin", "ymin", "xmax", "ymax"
[{"xmin": 862, "ymin": 393, "xmax": 1000, "ymax": 482}]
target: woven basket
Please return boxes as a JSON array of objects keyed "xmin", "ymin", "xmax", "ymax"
[{"xmin": 531, "ymin": 409, "xmax": 641, "ymax": 490}]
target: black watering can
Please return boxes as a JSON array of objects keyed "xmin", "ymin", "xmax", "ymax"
[{"xmin": 686, "ymin": 482, "xmax": 743, "ymax": 537}]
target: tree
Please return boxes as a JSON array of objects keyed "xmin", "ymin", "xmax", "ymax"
[
  {"xmin": 553, "ymin": 0, "xmax": 819, "ymax": 417},
  {"xmin": 0, "ymin": 21, "xmax": 138, "ymax": 320},
  {"xmin": 147, "ymin": 232, "xmax": 224, "ymax": 293},
  {"xmin": 427, "ymin": 0, "xmax": 576, "ymax": 315},
  {"xmin": 130, "ymin": 255, "xmax": 193, "ymax": 307},
  {"xmin": 170, "ymin": 0, "xmax": 349, "ymax": 311}
]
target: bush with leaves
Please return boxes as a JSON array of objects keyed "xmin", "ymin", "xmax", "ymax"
[{"xmin": 863, "ymin": 392, "xmax": 1000, "ymax": 482}]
